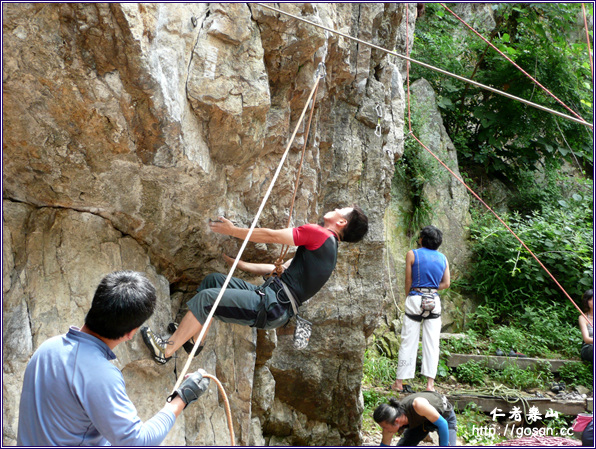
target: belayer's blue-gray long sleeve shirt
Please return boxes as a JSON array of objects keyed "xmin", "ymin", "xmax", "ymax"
[{"xmin": 17, "ymin": 326, "xmax": 175, "ymax": 446}]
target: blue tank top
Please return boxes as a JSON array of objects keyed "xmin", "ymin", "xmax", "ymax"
[{"xmin": 411, "ymin": 247, "xmax": 447, "ymax": 291}]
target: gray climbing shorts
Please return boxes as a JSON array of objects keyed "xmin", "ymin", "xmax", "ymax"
[{"xmin": 187, "ymin": 273, "xmax": 292, "ymax": 330}]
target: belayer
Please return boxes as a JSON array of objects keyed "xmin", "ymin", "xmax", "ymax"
[
  {"xmin": 141, "ymin": 206, "xmax": 368, "ymax": 363},
  {"xmin": 17, "ymin": 271, "xmax": 211, "ymax": 446},
  {"xmin": 374, "ymin": 391, "xmax": 457, "ymax": 446}
]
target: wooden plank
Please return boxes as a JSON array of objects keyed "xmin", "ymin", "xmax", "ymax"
[
  {"xmin": 448, "ymin": 394, "xmax": 591, "ymax": 416},
  {"xmin": 446, "ymin": 353, "xmax": 573, "ymax": 372}
]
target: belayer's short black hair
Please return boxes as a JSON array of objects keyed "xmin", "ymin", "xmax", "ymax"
[
  {"xmin": 85, "ymin": 271, "xmax": 156, "ymax": 340},
  {"xmin": 420, "ymin": 225, "xmax": 443, "ymax": 250},
  {"xmin": 342, "ymin": 205, "xmax": 369, "ymax": 243}
]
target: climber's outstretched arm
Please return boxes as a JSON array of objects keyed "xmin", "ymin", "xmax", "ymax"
[{"xmin": 209, "ymin": 217, "xmax": 294, "ymax": 246}]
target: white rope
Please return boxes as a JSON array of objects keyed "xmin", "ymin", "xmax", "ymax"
[
  {"xmin": 172, "ymin": 73, "xmax": 324, "ymax": 393},
  {"xmin": 256, "ymin": 3, "xmax": 593, "ymax": 130}
]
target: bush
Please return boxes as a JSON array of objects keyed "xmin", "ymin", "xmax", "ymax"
[
  {"xmin": 492, "ymin": 361, "xmax": 553, "ymax": 390},
  {"xmin": 559, "ymin": 361, "xmax": 594, "ymax": 389},
  {"xmin": 520, "ymin": 305, "xmax": 583, "ymax": 359},
  {"xmin": 363, "ymin": 349, "xmax": 398, "ymax": 385},
  {"xmin": 362, "ymin": 389, "xmax": 387, "ymax": 411},
  {"xmin": 487, "ymin": 326, "xmax": 548, "ymax": 358},
  {"xmin": 466, "ymin": 186, "xmax": 593, "ymax": 324},
  {"xmin": 456, "ymin": 361, "xmax": 487, "ymax": 385}
]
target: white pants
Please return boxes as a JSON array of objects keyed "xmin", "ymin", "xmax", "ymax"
[{"xmin": 396, "ymin": 294, "xmax": 442, "ymax": 380}]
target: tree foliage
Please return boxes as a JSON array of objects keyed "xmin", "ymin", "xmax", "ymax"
[
  {"xmin": 411, "ymin": 3, "xmax": 594, "ymax": 178},
  {"xmin": 464, "ymin": 177, "xmax": 593, "ymax": 322}
]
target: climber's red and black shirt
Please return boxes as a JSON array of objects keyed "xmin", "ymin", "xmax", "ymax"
[{"xmin": 279, "ymin": 224, "xmax": 339, "ymax": 305}]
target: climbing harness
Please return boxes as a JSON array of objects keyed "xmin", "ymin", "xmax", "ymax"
[
  {"xmin": 172, "ymin": 62, "xmax": 327, "ymax": 394},
  {"xmin": 255, "ymin": 3, "xmax": 592, "ymax": 129},
  {"xmin": 401, "ymin": 5, "xmax": 593, "ymax": 326}
]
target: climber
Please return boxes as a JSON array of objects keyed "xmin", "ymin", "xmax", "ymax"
[
  {"xmin": 374, "ymin": 392, "xmax": 457, "ymax": 446},
  {"xmin": 17, "ymin": 271, "xmax": 211, "ymax": 446},
  {"xmin": 141, "ymin": 206, "xmax": 369, "ymax": 364}
]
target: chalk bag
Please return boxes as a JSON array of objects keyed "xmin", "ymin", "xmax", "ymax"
[{"xmin": 293, "ymin": 315, "xmax": 312, "ymax": 350}]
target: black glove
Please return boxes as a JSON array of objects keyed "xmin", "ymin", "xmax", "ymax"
[{"xmin": 168, "ymin": 369, "xmax": 210, "ymax": 408}]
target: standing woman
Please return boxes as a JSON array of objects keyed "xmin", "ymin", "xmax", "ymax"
[
  {"xmin": 373, "ymin": 391, "xmax": 457, "ymax": 446},
  {"xmin": 579, "ymin": 289, "xmax": 593, "ymax": 363},
  {"xmin": 392, "ymin": 226, "xmax": 450, "ymax": 393}
]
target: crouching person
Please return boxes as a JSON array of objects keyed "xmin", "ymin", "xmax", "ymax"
[
  {"xmin": 17, "ymin": 271, "xmax": 210, "ymax": 446},
  {"xmin": 374, "ymin": 392, "xmax": 457, "ymax": 446}
]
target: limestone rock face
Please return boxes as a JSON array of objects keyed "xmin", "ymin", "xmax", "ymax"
[
  {"xmin": 2, "ymin": 3, "xmax": 420, "ymax": 446},
  {"xmin": 383, "ymin": 77, "xmax": 472, "ymax": 337},
  {"xmin": 408, "ymin": 78, "xmax": 471, "ymax": 274}
]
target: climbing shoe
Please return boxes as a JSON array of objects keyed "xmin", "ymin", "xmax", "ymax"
[
  {"xmin": 141, "ymin": 326, "xmax": 172, "ymax": 364},
  {"xmin": 167, "ymin": 322, "xmax": 203, "ymax": 357},
  {"xmin": 508, "ymin": 349, "xmax": 527, "ymax": 358},
  {"xmin": 495, "ymin": 349, "xmax": 505, "ymax": 356}
]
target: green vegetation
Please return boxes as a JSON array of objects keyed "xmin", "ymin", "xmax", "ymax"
[
  {"xmin": 395, "ymin": 108, "xmax": 440, "ymax": 238},
  {"xmin": 559, "ymin": 361, "xmax": 594, "ymax": 389},
  {"xmin": 455, "ymin": 361, "xmax": 486, "ymax": 385},
  {"xmin": 363, "ymin": 348, "xmax": 398, "ymax": 385},
  {"xmin": 369, "ymin": 4, "xmax": 593, "ymax": 445},
  {"xmin": 412, "ymin": 3, "xmax": 593, "ymax": 178},
  {"xmin": 464, "ymin": 181, "xmax": 593, "ymax": 325},
  {"xmin": 456, "ymin": 402, "xmax": 507, "ymax": 445},
  {"xmin": 492, "ymin": 361, "xmax": 553, "ymax": 390},
  {"xmin": 453, "ymin": 359, "xmax": 553, "ymax": 390}
]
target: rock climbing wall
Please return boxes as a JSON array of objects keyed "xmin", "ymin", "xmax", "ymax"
[{"xmin": 2, "ymin": 3, "xmax": 419, "ymax": 445}]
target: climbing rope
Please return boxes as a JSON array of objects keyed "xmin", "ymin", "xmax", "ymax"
[
  {"xmin": 172, "ymin": 66, "xmax": 327, "ymax": 396},
  {"xmin": 451, "ymin": 384, "xmax": 537, "ymax": 425},
  {"xmin": 384, "ymin": 218, "xmax": 402, "ymax": 319},
  {"xmin": 202, "ymin": 372, "xmax": 235, "ymax": 446},
  {"xmin": 255, "ymin": 3, "xmax": 592, "ymax": 129},
  {"xmin": 403, "ymin": 5, "xmax": 593, "ymax": 327},
  {"xmin": 440, "ymin": 3, "xmax": 589, "ymax": 124},
  {"xmin": 272, "ymin": 63, "xmax": 325, "ymax": 276},
  {"xmin": 582, "ymin": 3, "xmax": 594, "ymax": 81}
]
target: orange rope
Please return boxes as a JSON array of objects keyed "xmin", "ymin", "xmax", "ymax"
[
  {"xmin": 202, "ymin": 373, "xmax": 235, "ymax": 446},
  {"xmin": 582, "ymin": 3, "xmax": 594, "ymax": 81},
  {"xmin": 255, "ymin": 3, "xmax": 592, "ymax": 130},
  {"xmin": 404, "ymin": 5, "xmax": 592, "ymax": 326},
  {"xmin": 272, "ymin": 71, "xmax": 322, "ymax": 276},
  {"xmin": 440, "ymin": 3, "xmax": 588, "ymax": 124},
  {"xmin": 172, "ymin": 71, "xmax": 324, "ymax": 394}
]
